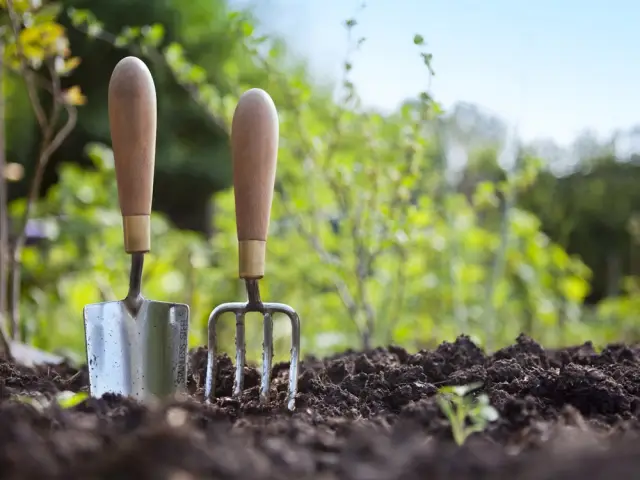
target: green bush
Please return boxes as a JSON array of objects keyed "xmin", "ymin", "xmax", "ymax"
[{"xmin": 9, "ymin": 3, "xmax": 615, "ymax": 363}]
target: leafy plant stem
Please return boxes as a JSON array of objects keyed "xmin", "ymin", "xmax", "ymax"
[
  {"xmin": 5, "ymin": 0, "xmax": 78, "ymax": 339},
  {"xmin": 0, "ymin": 38, "xmax": 12, "ymax": 359}
]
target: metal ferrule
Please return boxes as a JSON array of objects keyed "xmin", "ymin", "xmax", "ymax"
[{"xmin": 123, "ymin": 215, "xmax": 151, "ymax": 254}]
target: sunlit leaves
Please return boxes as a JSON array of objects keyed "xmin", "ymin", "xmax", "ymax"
[
  {"xmin": 0, "ymin": 0, "xmax": 31, "ymax": 14},
  {"xmin": 472, "ymin": 181, "xmax": 499, "ymax": 208},
  {"xmin": 6, "ymin": 20, "xmax": 65, "ymax": 68},
  {"xmin": 67, "ymin": 7, "xmax": 96, "ymax": 29},
  {"xmin": 559, "ymin": 276, "xmax": 590, "ymax": 302},
  {"xmin": 141, "ymin": 23, "xmax": 164, "ymax": 48},
  {"xmin": 3, "ymin": 1, "xmax": 85, "ymax": 102},
  {"xmin": 114, "ymin": 26, "xmax": 140, "ymax": 47},
  {"xmin": 10, "ymin": 5, "xmax": 603, "ymax": 360}
]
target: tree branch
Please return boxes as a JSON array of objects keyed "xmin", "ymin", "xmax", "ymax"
[
  {"xmin": 276, "ymin": 182, "xmax": 363, "ymax": 338},
  {"xmin": 5, "ymin": 0, "xmax": 79, "ymax": 338},
  {"xmin": 68, "ymin": 19, "xmax": 229, "ymax": 133},
  {"xmin": 0, "ymin": 39, "xmax": 13, "ymax": 360}
]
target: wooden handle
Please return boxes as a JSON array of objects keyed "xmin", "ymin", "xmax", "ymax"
[
  {"xmin": 108, "ymin": 56, "xmax": 157, "ymax": 254},
  {"xmin": 231, "ymin": 88, "xmax": 279, "ymax": 279}
]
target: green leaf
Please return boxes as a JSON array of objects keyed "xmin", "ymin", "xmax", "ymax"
[
  {"xmin": 480, "ymin": 405, "xmax": 499, "ymax": 422},
  {"xmin": 240, "ymin": 20, "xmax": 254, "ymax": 37},
  {"xmin": 114, "ymin": 35, "xmax": 128, "ymax": 47},
  {"xmin": 450, "ymin": 382, "xmax": 483, "ymax": 397},
  {"xmin": 420, "ymin": 52, "xmax": 435, "ymax": 75},
  {"xmin": 187, "ymin": 65, "xmax": 207, "ymax": 83},
  {"xmin": 559, "ymin": 276, "xmax": 589, "ymax": 302},
  {"xmin": 67, "ymin": 7, "xmax": 93, "ymax": 27},
  {"xmin": 141, "ymin": 23, "xmax": 165, "ymax": 48},
  {"xmin": 86, "ymin": 21, "xmax": 103, "ymax": 38},
  {"xmin": 419, "ymin": 91, "xmax": 432, "ymax": 103},
  {"xmin": 413, "ymin": 34, "xmax": 424, "ymax": 45},
  {"xmin": 85, "ymin": 142, "xmax": 114, "ymax": 171},
  {"xmin": 56, "ymin": 391, "xmax": 88, "ymax": 409},
  {"xmin": 33, "ymin": 3, "xmax": 62, "ymax": 24},
  {"xmin": 164, "ymin": 42, "xmax": 185, "ymax": 64}
]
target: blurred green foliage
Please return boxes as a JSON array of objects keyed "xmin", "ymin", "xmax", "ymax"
[{"xmin": 5, "ymin": 0, "xmax": 640, "ymax": 365}]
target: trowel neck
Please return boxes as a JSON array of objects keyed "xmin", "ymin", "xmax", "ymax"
[{"xmin": 125, "ymin": 252, "xmax": 145, "ymax": 313}]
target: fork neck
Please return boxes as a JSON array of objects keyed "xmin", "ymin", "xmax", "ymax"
[{"xmin": 245, "ymin": 278, "xmax": 265, "ymax": 311}]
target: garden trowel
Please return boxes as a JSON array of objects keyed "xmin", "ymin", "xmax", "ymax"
[{"xmin": 82, "ymin": 56, "xmax": 190, "ymax": 402}]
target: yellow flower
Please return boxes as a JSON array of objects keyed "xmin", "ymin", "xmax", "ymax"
[{"xmin": 63, "ymin": 85, "xmax": 87, "ymax": 106}]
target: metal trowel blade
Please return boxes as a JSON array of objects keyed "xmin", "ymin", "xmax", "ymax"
[{"xmin": 83, "ymin": 298, "xmax": 189, "ymax": 401}]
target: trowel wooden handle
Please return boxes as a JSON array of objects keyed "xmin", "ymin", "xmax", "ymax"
[
  {"xmin": 108, "ymin": 56, "xmax": 157, "ymax": 254},
  {"xmin": 231, "ymin": 88, "xmax": 279, "ymax": 279}
]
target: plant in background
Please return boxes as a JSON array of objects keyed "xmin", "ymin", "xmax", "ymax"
[
  {"xmin": 436, "ymin": 383, "xmax": 499, "ymax": 446},
  {"xmin": 12, "ymin": 389, "xmax": 88, "ymax": 411},
  {"xmin": 0, "ymin": 0, "xmax": 85, "ymax": 357},
  {"xmin": 6, "ymin": 1, "xmax": 597, "ymax": 363},
  {"xmin": 17, "ymin": 141, "xmax": 227, "ymax": 360}
]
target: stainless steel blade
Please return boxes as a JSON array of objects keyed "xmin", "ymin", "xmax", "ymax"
[{"xmin": 83, "ymin": 299, "xmax": 189, "ymax": 401}]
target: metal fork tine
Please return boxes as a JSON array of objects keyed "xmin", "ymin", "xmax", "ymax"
[
  {"xmin": 269, "ymin": 304, "xmax": 301, "ymax": 411},
  {"xmin": 285, "ymin": 308, "xmax": 301, "ymax": 411},
  {"xmin": 205, "ymin": 302, "xmax": 241, "ymax": 402},
  {"xmin": 233, "ymin": 311, "xmax": 246, "ymax": 396},
  {"xmin": 260, "ymin": 312, "xmax": 274, "ymax": 403},
  {"xmin": 205, "ymin": 309, "xmax": 219, "ymax": 401}
]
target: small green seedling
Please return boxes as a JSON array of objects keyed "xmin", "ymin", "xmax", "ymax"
[
  {"xmin": 436, "ymin": 382, "xmax": 499, "ymax": 446},
  {"xmin": 55, "ymin": 391, "xmax": 89, "ymax": 409},
  {"xmin": 12, "ymin": 391, "xmax": 88, "ymax": 412}
]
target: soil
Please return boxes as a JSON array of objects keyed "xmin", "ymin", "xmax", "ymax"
[{"xmin": 3, "ymin": 334, "xmax": 640, "ymax": 479}]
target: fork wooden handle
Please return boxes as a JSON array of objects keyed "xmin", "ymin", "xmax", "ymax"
[
  {"xmin": 231, "ymin": 88, "xmax": 279, "ymax": 279},
  {"xmin": 108, "ymin": 56, "xmax": 157, "ymax": 254}
]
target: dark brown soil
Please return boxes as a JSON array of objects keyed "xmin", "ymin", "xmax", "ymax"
[{"xmin": 3, "ymin": 334, "xmax": 640, "ymax": 479}]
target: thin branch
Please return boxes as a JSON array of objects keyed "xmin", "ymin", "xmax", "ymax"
[
  {"xmin": 332, "ymin": 17, "xmax": 379, "ymax": 349},
  {"xmin": 69, "ymin": 21, "xmax": 228, "ymax": 133},
  {"xmin": 263, "ymin": 11, "xmax": 384, "ymax": 348},
  {"xmin": 9, "ymin": 100, "xmax": 77, "ymax": 338},
  {"xmin": 0, "ymin": 39, "xmax": 13, "ymax": 360},
  {"xmin": 4, "ymin": 0, "xmax": 80, "ymax": 340},
  {"xmin": 483, "ymin": 133, "xmax": 520, "ymax": 351},
  {"xmin": 276, "ymin": 183, "xmax": 363, "ymax": 338},
  {"xmin": 95, "ymin": 275, "xmax": 116, "ymax": 302},
  {"xmin": 382, "ymin": 246, "xmax": 408, "ymax": 344},
  {"xmin": 5, "ymin": 63, "xmax": 56, "ymax": 94},
  {"xmin": 254, "ymin": 29, "xmax": 369, "ymax": 338}
]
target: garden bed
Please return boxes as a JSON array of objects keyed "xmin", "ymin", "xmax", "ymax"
[{"xmin": 1, "ymin": 334, "xmax": 640, "ymax": 479}]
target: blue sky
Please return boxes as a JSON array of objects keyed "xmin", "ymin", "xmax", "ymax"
[{"xmin": 233, "ymin": 0, "xmax": 640, "ymax": 147}]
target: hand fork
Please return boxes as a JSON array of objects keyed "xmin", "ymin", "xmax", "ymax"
[{"xmin": 204, "ymin": 88, "xmax": 301, "ymax": 411}]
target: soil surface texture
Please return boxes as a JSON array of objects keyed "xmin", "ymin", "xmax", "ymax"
[{"xmin": 2, "ymin": 334, "xmax": 640, "ymax": 479}]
